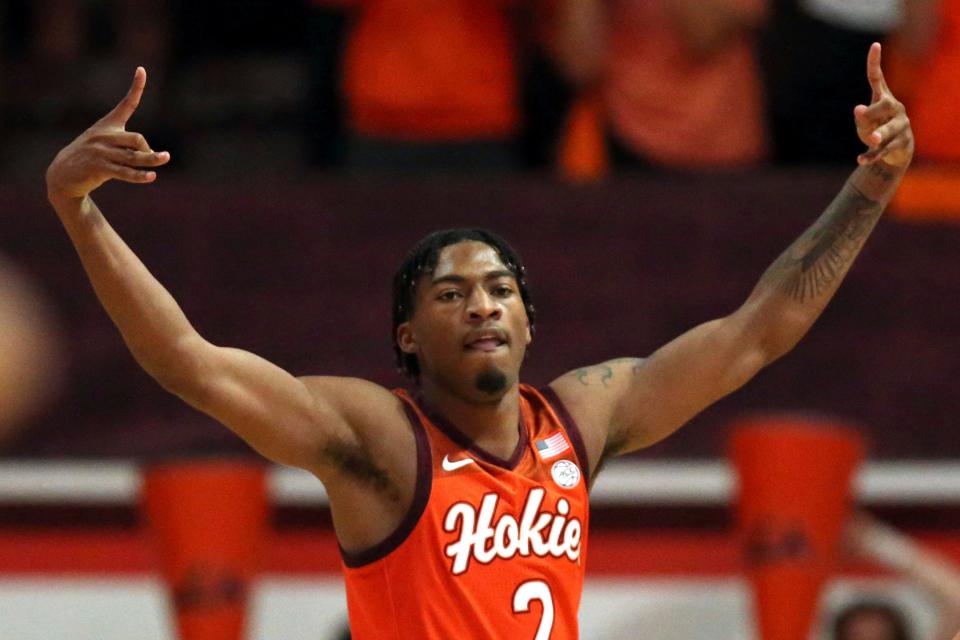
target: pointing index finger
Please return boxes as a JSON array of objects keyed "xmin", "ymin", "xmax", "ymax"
[
  {"xmin": 866, "ymin": 42, "xmax": 889, "ymax": 102},
  {"xmin": 103, "ymin": 67, "xmax": 147, "ymax": 127}
]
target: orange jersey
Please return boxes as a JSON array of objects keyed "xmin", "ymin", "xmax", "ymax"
[
  {"xmin": 911, "ymin": 0, "xmax": 960, "ymax": 161},
  {"xmin": 342, "ymin": 384, "xmax": 591, "ymax": 639}
]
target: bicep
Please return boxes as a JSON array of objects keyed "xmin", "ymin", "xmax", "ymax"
[
  {"xmin": 551, "ymin": 306, "xmax": 775, "ymax": 469},
  {"xmin": 548, "ymin": 359, "xmax": 646, "ymax": 477},
  {"xmin": 169, "ymin": 336, "xmax": 373, "ymax": 471},
  {"xmin": 613, "ymin": 310, "xmax": 771, "ymax": 452}
]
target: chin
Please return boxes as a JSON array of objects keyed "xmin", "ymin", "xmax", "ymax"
[{"xmin": 474, "ymin": 367, "xmax": 510, "ymax": 396}]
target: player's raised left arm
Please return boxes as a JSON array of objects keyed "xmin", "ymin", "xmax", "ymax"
[{"xmin": 551, "ymin": 43, "xmax": 913, "ymax": 470}]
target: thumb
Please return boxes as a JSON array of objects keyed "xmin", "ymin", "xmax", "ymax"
[{"xmin": 100, "ymin": 67, "xmax": 147, "ymax": 128}]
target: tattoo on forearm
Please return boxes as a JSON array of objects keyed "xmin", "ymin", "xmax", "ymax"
[
  {"xmin": 760, "ymin": 183, "xmax": 885, "ymax": 303},
  {"xmin": 867, "ymin": 162, "xmax": 895, "ymax": 184}
]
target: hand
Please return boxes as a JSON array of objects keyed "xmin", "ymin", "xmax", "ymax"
[
  {"xmin": 854, "ymin": 43, "xmax": 914, "ymax": 168},
  {"xmin": 46, "ymin": 67, "xmax": 170, "ymax": 204}
]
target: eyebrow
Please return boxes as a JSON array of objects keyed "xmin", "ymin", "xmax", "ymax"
[{"xmin": 430, "ymin": 269, "xmax": 516, "ymax": 286}]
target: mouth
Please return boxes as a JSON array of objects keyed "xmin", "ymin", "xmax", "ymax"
[
  {"xmin": 464, "ymin": 329, "xmax": 508, "ymax": 352},
  {"xmin": 466, "ymin": 338, "xmax": 506, "ymax": 352}
]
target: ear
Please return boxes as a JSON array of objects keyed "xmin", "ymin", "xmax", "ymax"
[
  {"xmin": 524, "ymin": 320, "xmax": 532, "ymax": 346},
  {"xmin": 396, "ymin": 322, "xmax": 418, "ymax": 354}
]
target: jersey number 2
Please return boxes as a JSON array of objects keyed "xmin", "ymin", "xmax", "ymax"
[{"xmin": 513, "ymin": 580, "xmax": 555, "ymax": 640}]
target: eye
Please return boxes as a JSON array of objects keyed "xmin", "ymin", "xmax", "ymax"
[
  {"xmin": 437, "ymin": 289, "xmax": 463, "ymax": 302},
  {"xmin": 492, "ymin": 284, "xmax": 514, "ymax": 297}
]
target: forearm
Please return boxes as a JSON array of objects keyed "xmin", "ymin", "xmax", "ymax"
[
  {"xmin": 747, "ymin": 162, "xmax": 904, "ymax": 356},
  {"xmin": 51, "ymin": 193, "xmax": 202, "ymax": 388}
]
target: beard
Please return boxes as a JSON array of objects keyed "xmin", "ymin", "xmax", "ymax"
[{"xmin": 474, "ymin": 367, "xmax": 508, "ymax": 395}]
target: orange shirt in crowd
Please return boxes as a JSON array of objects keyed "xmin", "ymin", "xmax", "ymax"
[
  {"xmin": 343, "ymin": 385, "xmax": 590, "ymax": 639},
  {"xmin": 314, "ymin": 0, "xmax": 520, "ymax": 141},
  {"xmin": 604, "ymin": 0, "xmax": 768, "ymax": 168},
  {"xmin": 911, "ymin": 0, "xmax": 960, "ymax": 162}
]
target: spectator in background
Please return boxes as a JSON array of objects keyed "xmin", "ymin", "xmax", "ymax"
[
  {"xmin": 760, "ymin": 0, "xmax": 905, "ymax": 165},
  {"xmin": 303, "ymin": 2, "xmax": 350, "ymax": 168},
  {"xmin": 8, "ymin": 0, "xmax": 174, "ymax": 154},
  {"xmin": 0, "ymin": 2, "xmax": 178, "ymax": 179},
  {"xmin": 30, "ymin": 0, "xmax": 170, "ymax": 93},
  {"xmin": 834, "ymin": 602, "xmax": 913, "ymax": 640},
  {"xmin": 893, "ymin": 0, "xmax": 959, "ymax": 163},
  {"xmin": 551, "ymin": 0, "xmax": 769, "ymax": 171},
  {"xmin": 832, "ymin": 512, "xmax": 960, "ymax": 640},
  {"xmin": 309, "ymin": 0, "xmax": 540, "ymax": 172}
]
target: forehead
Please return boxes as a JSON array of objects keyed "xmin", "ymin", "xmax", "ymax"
[{"xmin": 431, "ymin": 241, "xmax": 510, "ymax": 279}]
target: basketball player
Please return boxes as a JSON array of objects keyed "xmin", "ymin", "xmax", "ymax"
[{"xmin": 44, "ymin": 44, "xmax": 913, "ymax": 638}]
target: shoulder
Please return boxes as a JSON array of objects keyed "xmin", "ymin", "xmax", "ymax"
[
  {"xmin": 298, "ymin": 377, "xmax": 425, "ymax": 550},
  {"xmin": 548, "ymin": 358, "xmax": 645, "ymax": 414},
  {"xmin": 299, "ymin": 375, "xmax": 405, "ymax": 413},
  {"xmin": 546, "ymin": 358, "xmax": 647, "ymax": 475},
  {"xmin": 297, "ymin": 375, "xmax": 416, "ymax": 456}
]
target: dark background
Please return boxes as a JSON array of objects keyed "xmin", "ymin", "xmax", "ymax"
[{"xmin": 3, "ymin": 171, "xmax": 956, "ymax": 460}]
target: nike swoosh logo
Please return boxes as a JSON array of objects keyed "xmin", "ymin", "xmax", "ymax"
[{"xmin": 442, "ymin": 454, "xmax": 476, "ymax": 472}]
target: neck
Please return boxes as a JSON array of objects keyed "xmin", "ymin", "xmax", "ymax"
[{"xmin": 419, "ymin": 378, "xmax": 522, "ymax": 459}]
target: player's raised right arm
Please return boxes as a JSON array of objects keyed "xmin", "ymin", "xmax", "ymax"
[{"xmin": 45, "ymin": 68, "xmax": 394, "ymax": 473}]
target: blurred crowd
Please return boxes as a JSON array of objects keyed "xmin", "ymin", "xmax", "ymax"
[{"xmin": 0, "ymin": 0, "xmax": 957, "ymax": 177}]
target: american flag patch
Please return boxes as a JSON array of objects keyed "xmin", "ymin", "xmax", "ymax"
[{"xmin": 535, "ymin": 430, "xmax": 570, "ymax": 461}]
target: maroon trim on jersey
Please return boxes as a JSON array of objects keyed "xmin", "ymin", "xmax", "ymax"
[
  {"xmin": 339, "ymin": 397, "xmax": 433, "ymax": 568},
  {"xmin": 415, "ymin": 395, "xmax": 528, "ymax": 471},
  {"xmin": 539, "ymin": 386, "xmax": 592, "ymax": 489}
]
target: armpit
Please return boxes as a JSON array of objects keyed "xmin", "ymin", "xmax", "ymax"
[{"xmin": 320, "ymin": 438, "xmax": 402, "ymax": 504}]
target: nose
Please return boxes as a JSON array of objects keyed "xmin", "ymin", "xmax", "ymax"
[{"xmin": 466, "ymin": 288, "xmax": 501, "ymax": 322}]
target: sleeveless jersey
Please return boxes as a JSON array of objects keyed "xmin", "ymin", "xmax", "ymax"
[{"xmin": 342, "ymin": 384, "xmax": 591, "ymax": 639}]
